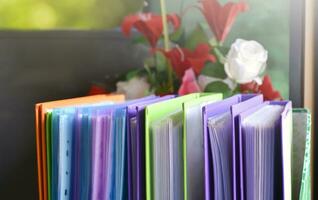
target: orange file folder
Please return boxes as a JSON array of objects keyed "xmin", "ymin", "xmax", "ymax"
[{"xmin": 35, "ymin": 94, "xmax": 125, "ymax": 200}]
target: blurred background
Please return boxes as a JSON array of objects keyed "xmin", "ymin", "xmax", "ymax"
[
  {"xmin": 0, "ymin": 0, "xmax": 143, "ymax": 29},
  {"xmin": 0, "ymin": 0, "xmax": 316, "ymax": 199},
  {"xmin": 0, "ymin": 0, "xmax": 290, "ymax": 97}
]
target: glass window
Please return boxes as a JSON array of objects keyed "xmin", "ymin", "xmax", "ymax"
[{"xmin": 149, "ymin": 0, "xmax": 290, "ymax": 99}]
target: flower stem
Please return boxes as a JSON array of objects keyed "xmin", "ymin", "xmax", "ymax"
[
  {"xmin": 160, "ymin": 0, "xmax": 170, "ymax": 50},
  {"xmin": 213, "ymin": 47, "xmax": 226, "ymax": 64},
  {"xmin": 160, "ymin": 0, "xmax": 174, "ymax": 92}
]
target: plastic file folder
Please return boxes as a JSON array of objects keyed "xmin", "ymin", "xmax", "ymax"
[
  {"xmin": 35, "ymin": 94, "xmax": 124, "ymax": 200},
  {"xmin": 90, "ymin": 109, "xmax": 112, "ymax": 200},
  {"xmin": 51, "ymin": 103, "xmax": 116, "ymax": 200},
  {"xmin": 145, "ymin": 93, "xmax": 219, "ymax": 200},
  {"xmin": 145, "ymin": 94, "xmax": 201, "ymax": 200},
  {"xmin": 34, "ymin": 93, "xmax": 312, "ymax": 200},
  {"xmin": 127, "ymin": 95, "xmax": 174, "ymax": 200},
  {"xmin": 74, "ymin": 108, "xmax": 95, "ymax": 200},
  {"xmin": 203, "ymin": 94, "xmax": 263, "ymax": 200},
  {"xmin": 151, "ymin": 110, "xmax": 184, "ymax": 200},
  {"xmin": 182, "ymin": 94, "xmax": 223, "ymax": 200},
  {"xmin": 238, "ymin": 101, "xmax": 292, "ymax": 200},
  {"xmin": 292, "ymin": 109, "xmax": 311, "ymax": 200},
  {"xmin": 108, "ymin": 96, "xmax": 157, "ymax": 199}
]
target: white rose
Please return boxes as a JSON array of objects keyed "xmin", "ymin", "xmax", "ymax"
[
  {"xmin": 116, "ymin": 77, "xmax": 150, "ymax": 99},
  {"xmin": 224, "ymin": 39, "xmax": 268, "ymax": 84}
]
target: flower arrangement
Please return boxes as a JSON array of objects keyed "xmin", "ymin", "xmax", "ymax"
[{"xmin": 90, "ymin": 0, "xmax": 282, "ymax": 100}]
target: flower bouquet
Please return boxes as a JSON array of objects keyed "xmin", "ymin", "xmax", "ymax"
[{"xmin": 89, "ymin": 0, "xmax": 282, "ymax": 100}]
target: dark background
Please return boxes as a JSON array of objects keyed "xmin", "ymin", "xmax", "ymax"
[{"xmin": 0, "ymin": 30, "xmax": 145, "ymax": 199}]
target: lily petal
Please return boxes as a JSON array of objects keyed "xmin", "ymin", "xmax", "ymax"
[
  {"xmin": 178, "ymin": 68, "xmax": 202, "ymax": 95},
  {"xmin": 121, "ymin": 14, "xmax": 141, "ymax": 36},
  {"xmin": 167, "ymin": 14, "xmax": 181, "ymax": 31},
  {"xmin": 121, "ymin": 13, "xmax": 181, "ymax": 48},
  {"xmin": 159, "ymin": 43, "xmax": 216, "ymax": 78},
  {"xmin": 199, "ymin": 0, "xmax": 248, "ymax": 42}
]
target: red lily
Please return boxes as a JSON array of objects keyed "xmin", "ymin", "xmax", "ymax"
[
  {"xmin": 159, "ymin": 44, "xmax": 216, "ymax": 78},
  {"xmin": 198, "ymin": 0, "xmax": 248, "ymax": 42},
  {"xmin": 240, "ymin": 75, "xmax": 282, "ymax": 100},
  {"xmin": 121, "ymin": 13, "xmax": 180, "ymax": 48}
]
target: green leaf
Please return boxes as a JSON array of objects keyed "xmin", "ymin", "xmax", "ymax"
[
  {"xmin": 155, "ymin": 70, "xmax": 169, "ymax": 84},
  {"xmin": 201, "ymin": 61, "xmax": 227, "ymax": 79},
  {"xmin": 144, "ymin": 64, "xmax": 156, "ymax": 86},
  {"xmin": 144, "ymin": 57, "xmax": 155, "ymax": 68},
  {"xmin": 232, "ymin": 85, "xmax": 241, "ymax": 95},
  {"xmin": 132, "ymin": 35, "xmax": 149, "ymax": 45},
  {"xmin": 154, "ymin": 52, "xmax": 168, "ymax": 72},
  {"xmin": 143, "ymin": 52, "xmax": 168, "ymax": 72},
  {"xmin": 125, "ymin": 68, "xmax": 141, "ymax": 80},
  {"xmin": 185, "ymin": 24, "xmax": 209, "ymax": 50},
  {"xmin": 204, "ymin": 81, "xmax": 232, "ymax": 98},
  {"xmin": 170, "ymin": 27, "xmax": 186, "ymax": 45}
]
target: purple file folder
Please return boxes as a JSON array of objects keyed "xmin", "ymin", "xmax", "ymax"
[
  {"xmin": 238, "ymin": 101, "xmax": 292, "ymax": 200},
  {"xmin": 109, "ymin": 95, "xmax": 158, "ymax": 199},
  {"xmin": 91, "ymin": 110, "xmax": 112, "ymax": 200},
  {"xmin": 203, "ymin": 94, "xmax": 263, "ymax": 200},
  {"xmin": 90, "ymin": 95, "xmax": 157, "ymax": 200},
  {"xmin": 127, "ymin": 95, "xmax": 175, "ymax": 200}
]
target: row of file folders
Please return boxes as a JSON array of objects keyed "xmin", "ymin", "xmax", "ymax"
[{"xmin": 35, "ymin": 93, "xmax": 311, "ymax": 200}]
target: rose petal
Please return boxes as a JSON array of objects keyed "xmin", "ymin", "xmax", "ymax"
[{"xmin": 225, "ymin": 39, "xmax": 267, "ymax": 84}]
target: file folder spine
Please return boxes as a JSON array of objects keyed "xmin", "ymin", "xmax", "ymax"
[
  {"xmin": 35, "ymin": 104, "xmax": 44, "ymax": 200},
  {"xmin": 231, "ymin": 94, "xmax": 263, "ymax": 200}
]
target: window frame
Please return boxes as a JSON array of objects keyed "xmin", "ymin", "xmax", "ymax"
[{"xmin": 290, "ymin": 0, "xmax": 305, "ymax": 107}]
